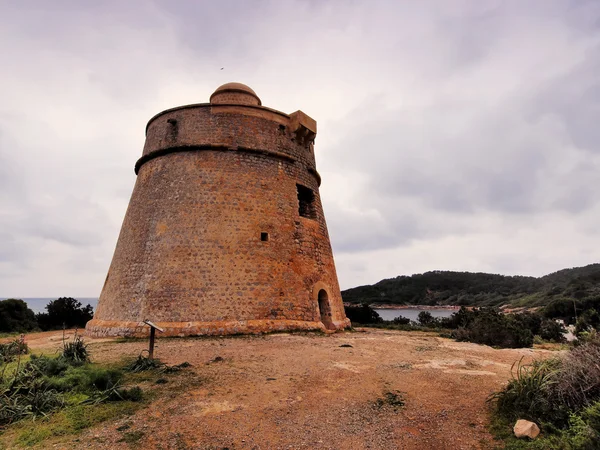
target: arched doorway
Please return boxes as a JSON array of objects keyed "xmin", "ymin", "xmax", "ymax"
[{"xmin": 317, "ymin": 289, "xmax": 334, "ymax": 330}]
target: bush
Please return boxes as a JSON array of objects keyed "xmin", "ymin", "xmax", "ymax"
[
  {"xmin": 439, "ymin": 306, "xmax": 474, "ymax": 329},
  {"xmin": 0, "ymin": 299, "xmax": 38, "ymax": 333},
  {"xmin": 62, "ymin": 335, "xmax": 89, "ymax": 364},
  {"xmin": 512, "ymin": 312, "xmax": 542, "ymax": 336},
  {"xmin": 452, "ymin": 308, "xmax": 534, "ymax": 348},
  {"xmin": 344, "ymin": 304, "xmax": 383, "ymax": 325},
  {"xmin": 490, "ymin": 357, "xmax": 567, "ymax": 425},
  {"xmin": 417, "ymin": 311, "xmax": 435, "ymax": 326},
  {"xmin": 491, "ymin": 336, "xmax": 600, "ymax": 434},
  {"xmin": 567, "ymin": 401, "xmax": 600, "ymax": 449},
  {"xmin": 544, "ymin": 298, "xmax": 582, "ymax": 325},
  {"xmin": 575, "ymin": 309, "xmax": 600, "ymax": 336},
  {"xmin": 36, "ymin": 297, "xmax": 94, "ymax": 331},
  {"xmin": 539, "ymin": 319, "xmax": 566, "ymax": 342},
  {"xmin": 0, "ymin": 338, "xmax": 28, "ymax": 365},
  {"xmin": 553, "ymin": 340, "xmax": 600, "ymax": 411},
  {"xmin": 392, "ymin": 316, "xmax": 411, "ymax": 325}
]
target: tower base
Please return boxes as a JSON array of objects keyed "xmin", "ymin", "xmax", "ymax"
[{"xmin": 85, "ymin": 318, "xmax": 351, "ymax": 338}]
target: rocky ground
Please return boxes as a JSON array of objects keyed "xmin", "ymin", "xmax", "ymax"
[{"xmin": 6, "ymin": 329, "xmax": 558, "ymax": 449}]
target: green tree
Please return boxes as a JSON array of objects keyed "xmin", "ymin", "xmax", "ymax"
[
  {"xmin": 0, "ymin": 299, "xmax": 38, "ymax": 332},
  {"xmin": 36, "ymin": 297, "xmax": 94, "ymax": 331},
  {"xmin": 344, "ymin": 304, "xmax": 383, "ymax": 325},
  {"xmin": 575, "ymin": 309, "xmax": 600, "ymax": 336},
  {"xmin": 417, "ymin": 311, "xmax": 435, "ymax": 326}
]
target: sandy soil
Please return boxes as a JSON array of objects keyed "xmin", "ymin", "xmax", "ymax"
[{"xmin": 9, "ymin": 329, "xmax": 557, "ymax": 449}]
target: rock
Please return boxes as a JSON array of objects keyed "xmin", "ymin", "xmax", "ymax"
[
  {"xmin": 513, "ymin": 419, "xmax": 540, "ymax": 439},
  {"xmin": 339, "ymin": 344, "xmax": 353, "ymax": 348}
]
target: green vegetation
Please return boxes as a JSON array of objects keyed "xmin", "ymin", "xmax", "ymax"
[
  {"xmin": 0, "ymin": 334, "xmax": 143, "ymax": 429},
  {"xmin": 342, "ymin": 263, "xmax": 600, "ymax": 308},
  {"xmin": 0, "ymin": 300, "xmax": 37, "ymax": 334},
  {"xmin": 0, "ymin": 335, "xmax": 166, "ymax": 449},
  {"xmin": 35, "ymin": 297, "xmax": 93, "ymax": 331},
  {"xmin": 344, "ymin": 304, "xmax": 384, "ymax": 324},
  {"xmin": 0, "ymin": 298, "xmax": 94, "ymax": 335},
  {"xmin": 489, "ymin": 337, "xmax": 600, "ymax": 448},
  {"xmin": 345, "ymin": 304, "xmax": 566, "ymax": 348}
]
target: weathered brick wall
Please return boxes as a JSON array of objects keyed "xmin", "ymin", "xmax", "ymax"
[{"xmin": 87, "ymin": 84, "xmax": 350, "ymax": 337}]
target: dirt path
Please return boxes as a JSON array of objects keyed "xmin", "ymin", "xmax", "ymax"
[{"xmin": 11, "ymin": 329, "xmax": 556, "ymax": 449}]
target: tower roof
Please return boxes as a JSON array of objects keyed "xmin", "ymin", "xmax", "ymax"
[{"xmin": 210, "ymin": 82, "xmax": 262, "ymax": 106}]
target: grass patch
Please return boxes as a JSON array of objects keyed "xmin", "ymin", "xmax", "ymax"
[
  {"xmin": 0, "ymin": 334, "xmax": 154, "ymax": 448},
  {"xmin": 12, "ymin": 401, "xmax": 143, "ymax": 447},
  {"xmin": 0, "ymin": 340, "xmax": 199, "ymax": 448}
]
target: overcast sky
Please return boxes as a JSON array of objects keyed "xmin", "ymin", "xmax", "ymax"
[{"xmin": 1, "ymin": 0, "xmax": 599, "ymax": 297}]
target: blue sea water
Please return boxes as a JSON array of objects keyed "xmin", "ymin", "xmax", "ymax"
[{"xmin": 0, "ymin": 298, "xmax": 98, "ymax": 314}]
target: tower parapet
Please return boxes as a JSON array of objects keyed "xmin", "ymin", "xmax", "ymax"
[{"xmin": 87, "ymin": 82, "xmax": 350, "ymax": 337}]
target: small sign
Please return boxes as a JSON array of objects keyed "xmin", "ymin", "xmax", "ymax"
[{"xmin": 143, "ymin": 320, "xmax": 164, "ymax": 333}]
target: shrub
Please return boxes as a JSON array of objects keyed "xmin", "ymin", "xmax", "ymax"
[
  {"xmin": 62, "ymin": 335, "xmax": 89, "ymax": 364},
  {"xmin": 543, "ymin": 298, "xmax": 581, "ymax": 325},
  {"xmin": 126, "ymin": 354, "xmax": 164, "ymax": 373},
  {"xmin": 575, "ymin": 309, "xmax": 600, "ymax": 336},
  {"xmin": 565, "ymin": 401, "xmax": 600, "ymax": 449},
  {"xmin": 553, "ymin": 339, "xmax": 600, "ymax": 411},
  {"xmin": 512, "ymin": 312, "xmax": 542, "ymax": 336},
  {"xmin": 539, "ymin": 319, "xmax": 566, "ymax": 342},
  {"xmin": 0, "ymin": 338, "xmax": 28, "ymax": 365},
  {"xmin": 490, "ymin": 357, "xmax": 567, "ymax": 425},
  {"xmin": 344, "ymin": 304, "xmax": 383, "ymax": 325},
  {"xmin": 417, "ymin": 311, "xmax": 435, "ymax": 326},
  {"xmin": 452, "ymin": 308, "xmax": 533, "ymax": 348},
  {"xmin": 392, "ymin": 316, "xmax": 411, "ymax": 325},
  {"xmin": 491, "ymin": 337, "xmax": 600, "ymax": 431},
  {"xmin": 0, "ymin": 299, "xmax": 38, "ymax": 333}
]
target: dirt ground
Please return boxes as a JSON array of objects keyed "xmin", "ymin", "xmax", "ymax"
[{"xmin": 11, "ymin": 329, "xmax": 557, "ymax": 449}]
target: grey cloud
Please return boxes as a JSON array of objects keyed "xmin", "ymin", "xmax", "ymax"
[{"xmin": 2, "ymin": 0, "xmax": 600, "ymax": 294}]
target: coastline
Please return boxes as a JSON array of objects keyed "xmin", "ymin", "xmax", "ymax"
[{"xmin": 367, "ymin": 304, "xmax": 462, "ymax": 311}]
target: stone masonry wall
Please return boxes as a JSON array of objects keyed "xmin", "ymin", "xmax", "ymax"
[{"xmin": 87, "ymin": 93, "xmax": 350, "ymax": 337}]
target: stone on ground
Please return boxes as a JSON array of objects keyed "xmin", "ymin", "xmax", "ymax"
[{"xmin": 513, "ymin": 419, "xmax": 540, "ymax": 439}]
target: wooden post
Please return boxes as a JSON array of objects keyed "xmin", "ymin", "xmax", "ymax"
[
  {"xmin": 149, "ymin": 326, "xmax": 156, "ymax": 359},
  {"xmin": 143, "ymin": 320, "xmax": 164, "ymax": 360}
]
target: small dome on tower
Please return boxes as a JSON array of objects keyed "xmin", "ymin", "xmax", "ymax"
[{"xmin": 210, "ymin": 82, "xmax": 262, "ymax": 106}]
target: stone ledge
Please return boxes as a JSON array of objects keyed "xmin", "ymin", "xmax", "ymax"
[{"xmin": 85, "ymin": 318, "xmax": 350, "ymax": 338}]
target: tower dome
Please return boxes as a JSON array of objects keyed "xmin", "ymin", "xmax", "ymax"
[{"xmin": 209, "ymin": 82, "xmax": 262, "ymax": 106}]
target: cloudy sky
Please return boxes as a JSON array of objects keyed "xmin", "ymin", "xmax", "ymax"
[{"xmin": 1, "ymin": 0, "xmax": 599, "ymax": 297}]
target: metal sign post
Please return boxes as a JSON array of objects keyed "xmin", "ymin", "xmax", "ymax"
[{"xmin": 143, "ymin": 320, "xmax": 164, "ymax": 359}]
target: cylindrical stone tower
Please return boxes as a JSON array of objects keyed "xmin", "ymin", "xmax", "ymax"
[{"xmin": 86, "ymin": 82, "xmax": 350, "ymax": 337}]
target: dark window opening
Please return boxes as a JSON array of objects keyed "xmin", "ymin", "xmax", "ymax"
[
  {"xmin": 297, "ymin": 184, "xmax": 316, "ymax": 219},
  {"xmin": 261, "ymin": 232, "xmax": 269, "ymax": 242},
  {"xmin": 166, "ymin": 118, "xmax": 178, "ymax": 141}
]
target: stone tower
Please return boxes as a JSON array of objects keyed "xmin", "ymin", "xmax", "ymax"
[{"xmin": 86, "ymin": 82, "xmax": 350, "ymax": 337}]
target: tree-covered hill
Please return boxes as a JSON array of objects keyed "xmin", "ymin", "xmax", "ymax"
[{"xmin": 341, "ymin": 263, "xmax": 600, "ymax": 308}]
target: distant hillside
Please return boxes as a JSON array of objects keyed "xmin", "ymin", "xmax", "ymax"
[{"xmin": 341, "ymin": 264, "xmax": 600, "ymax": 308}]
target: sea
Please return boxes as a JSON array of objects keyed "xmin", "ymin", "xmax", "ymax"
[
  {"xmin": 374, "ymin": 308, "xmax": 455, "ymax": 322},
  {"xmin": 0, "ymin": 298, "xmax": 98, "ymax": 314},
  {"xmin": 2, "ymin": 299, "xmax": 454, "ymax": 321}
]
